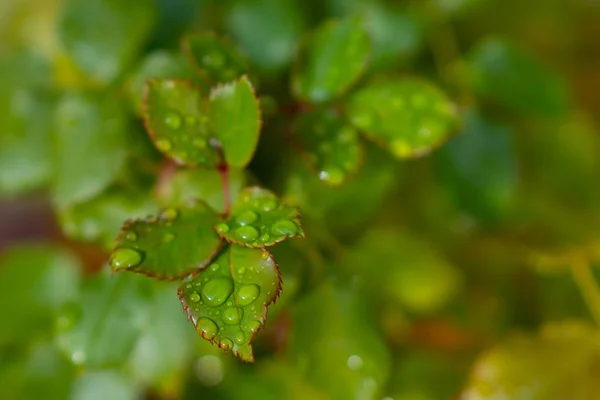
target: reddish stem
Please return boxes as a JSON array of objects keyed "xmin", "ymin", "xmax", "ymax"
[
  {"xmin": 219, "ymin": 163, "xmax": 231, "ymax": 215},
  {"xmin": 154, "ymin": 159, "xmax": 177, "ymax": 200}
]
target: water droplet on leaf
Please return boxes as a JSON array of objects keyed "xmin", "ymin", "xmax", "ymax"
[
  {"xmin": 155, "ymin": 138, "xmax": 172, "ymax": 152},
  {"xmin": 201, "ymin": 278, "xmax": 234, "ymax": 306},
  {"xmin": 189, "ymin": 292, "xmax": 201, "ymax": 302},
  {"xmin": 261, "ymin": 199, "xmax": 278, "ymax": 212},
  {"xmin": 165, "ymin": 112, "xmax": 182, "ymax": 129},
  {"xmin": 271, "ymin": 220, "xmax": 298, "ymax": 237},
  {"xmin": 247, "ymin": 320, "xmax": 261, "ymax": 333},
  {"xmin": 236, "ymin": 210, "xmax": 258, "ymax": 226},
  {"xmin": 125, "ymin": 231, "xmax": 137, "ymax": 241},
  {"xmin": 237, "ymin": 284, "xmax": 260, "ymax": 306},
  {"xmin": 223, "ymin": 307, "xmax": 242, "ymax": 325},
  {"xmin": 215, "ymin": 223, "xmax": 229, "ymax": 234},
  {"xmin": 110, "ymin": 248, "xmax": 142, "ymax": 270},
  {"xmin": 237, "ymin": 267, "xmax": 246, "ymax": 275},
  {"xmin": 221, "ymin": 338, "xmax": 233, "ymax": 351},
  {"xmin": 261, "ymin": 250, "xmax": 269, "ymax": 260},
  {"xmin": 234, "ymin": 331, "xmax": 246, "ymax": 344},
  {"xmin": 235, "ymin": 225, "xmax": 259, "ymax": 242},
  {"xmin": 197, "ymin": 317, "xmax": 218, "ymax": 340}
]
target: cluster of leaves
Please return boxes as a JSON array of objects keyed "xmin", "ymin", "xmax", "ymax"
[{"xmin": 2, "ymin": 0, "xmax": 600, "ymax": 399}]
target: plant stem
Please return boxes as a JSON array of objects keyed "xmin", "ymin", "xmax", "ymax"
[
  {"xmin": 219, "ymin": 164, "xmax": 231, "ymax": 215},
  {"xmin": 570, "ymin": 254, "xmax": 600, "ymax": 328}
]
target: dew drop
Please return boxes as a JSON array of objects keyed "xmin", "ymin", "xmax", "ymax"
[
  {"xmin": 259, "ymin": 233, "xmax": 270, "ymax": 243},
  {"xmin": 237, "ymin": 267, "xmax": 246, "ymax": 275},
  {"xmin": 319, "ymin": 167, "xmax": 344, "ymax": 185},
  {"xmin": 221, "ymin": 338, "xmax": 233, "ymax": 351},
  {"xmin": 196, "ymin": 317, "xmax": 218, "ymax": 340},
  {"xmin": 261, "ymin": 199, "xmax": 278, "ymax": 212},
  {"xmin": 160, "ymin": 208, "xmax": 179, "ymax": 221},
  {"xmin": 215, "ymin": 223, "xmax": 229, "ymax": 234},
  {"xmin": 155, "ymin": 138, "xmax": 172, "ymax": 152},
  {"xmin": 210, "ymin": 263, "xmax": 220, "ymax": 271},
  {"xmin": 125, "ymin": 231, "xmax": 137, "ymax": 241},
  {"xmin": 236, "ymin": 210, "xmax": 258, "ymax": 226},
  {"xmin": 234, "ymin": 331, "xmax": 246, "ymax": 344},
  {"xmin": 189, "ymin": 292, "xmax": 201, "ymax": 302},
  {"xmin": 223, "ymin": 307, "xmax": 242, "ymax": 325},
  {"xmin": 237, "ymin": 284, "xmax": 260, "ymax": 306},
  {"xmin": 110, "ymin": 248, "xmax": 142, "ymax": 270},
  {"xmin": 165, "ymin": 111, "xmax": 182, "ymax": 129},
  {"xmin": 271, "ymin": 220, "xmax": 298, "ymax": 237},
  {"xmin": 261, "ymin": 250, "xmax": 269, "ymax": 260},
  {"xmin": 186, "ymin": 284, "xmax": 192, "ymax": 289},
  {"xmin": 201, "ymin": 278, "xmax": 234, "ymax": 307},
  {"xmin": 247, "ymin": 320, "xmax": 261, "ymax": 334},
  {"xmin": 235, "ymin": 225, "xmax": 259, "ymax": 242}
]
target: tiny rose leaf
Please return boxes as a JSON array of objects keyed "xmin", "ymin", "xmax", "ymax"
[
  {"xmin": 182, "ymin": 33, "xmax": 249, "ymax": 86},
  {"xmin": 209, "ymin": 76, "xmax": 262, "ymax": 168},
  {"xmin": 215, "ymin": 187, "xmax": 304, "ymax": 248},
  {"xmin": 142, "ymin": 78, "xmax": 219, "ymax": 167},
  {"xmin": 346, "ymin": 77, "xmax": 459, "ymax": 159},
  {"xmin": 111, "ymin": 201, "xmax": 222, "ymax": 280},
  {"xmin": 292, "ymin": 17, "xmax": 370, "ymax": 103},
  {"xmin": 293, "ymin": 108, "xmax": 363, "ymax": 186},
  {"xmin": 179, "ymin": 246, "xmax": 282, "ymax": 362}
]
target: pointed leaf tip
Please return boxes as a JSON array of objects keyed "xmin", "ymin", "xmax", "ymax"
[{"xmin": 179, "ymin": 246, "xmax": 282, "ymax": 362}]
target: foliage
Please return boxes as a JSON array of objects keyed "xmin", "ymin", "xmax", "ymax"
[{"xmin": 1, "ymin": 0, "xmax": 600, "ymax": 399}]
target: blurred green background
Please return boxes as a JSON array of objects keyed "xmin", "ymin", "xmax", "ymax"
[{"xmin": 2, "ymin": 0, "xmax": 600, "ymax": 399}]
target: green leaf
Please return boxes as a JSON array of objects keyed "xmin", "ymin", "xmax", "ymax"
[
  {"xmin": 289, "ymin": 283, "xmax": 392, "ymax": 399},
  {"xmin": 126, "ymin": 50, "xmax": 196, "ymax": 114},
  {"xmin": 142, "ymin": 78, "xmax": 218, "ymax": 167},
  {"xmin": 361, "ymin": 3, "xmax": 424, "ymax": 69},
  {"xmin": 346, "ymin": 77, "xmax": 459, "ymax": 158},
  {"xmin": 292, "ymin": 17, "xmax": 370, "ymax": 103},
  {"xmin": 225, "ymin": 0, "xmax": 305, "ymax": 73},
  {"xmin": 209, "ymin": 76, "xmax": 262, "ymax": 168},
  {"xmin": 157, "ymin": 167, "xmax": 246, "ymax": 214},
  {"xmin": 326, "ymin": 1, "xmax": 424, "ymax": 70},
  {"xmin": 58, "ymin": 0, "xmax": 156, "ymax": 84},
  {"xmin": 293, "ymin": 108, "xmax": 363, "ymax": 186},
  {"xmin": 179, "ymin": 245, "xmax": 282, "ymax": 362},
  {"xmin": 182, "ymin": 33, "xmax": 249, "ymax": 86},
  {"xmin": 57, "ymin": 185, "xmax": 158, "ymax": 250},
  {"xmin": 0, "ymin": 245, "xmax": 81, "ymax": 347},
  {"xmin": 466, "ymin": 38, "xmax": 569, "ymax": 116},
  {"xmin": 111, "ymin": 201, "xmax": 222, "ymax": 279},
  {"xmin": 462, "ymin": 321, "xmax": 600, "ymax": 399},
  {"xmin": 215, "ymin": 186, "xmax": 304, "ymax": 248},
  {"xmin": 53, "ymin": 92, "xmax": 128, "ymax": 207},
  {"xmin": 435, "ymin": 109, "xmax": 518, "ymax": 223},
  {"xmin": 55, "ymin": 270, "xmax": 146, "ymax": 367},
  {"xmin": 0, "ymin": 88, "xmax": 54, "ymax": 196},
  {"xmin": 71, "ymin": 370, "xmax": 138, "ymax": 400}
]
